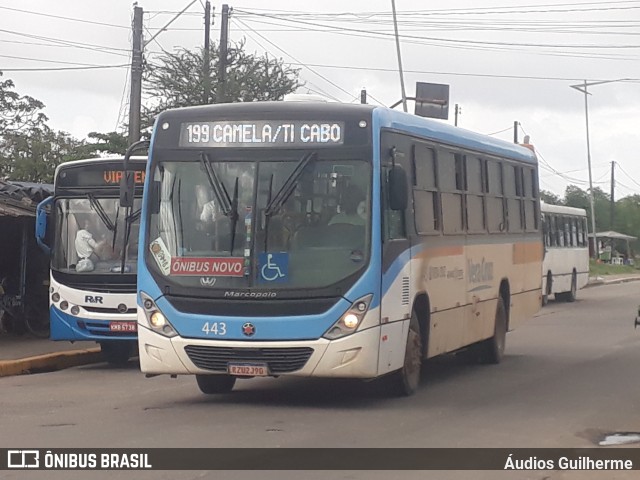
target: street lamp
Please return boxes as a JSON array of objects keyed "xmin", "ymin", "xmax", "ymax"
[{"xmin": 570, "ymin": 78, "xmax": 630, "ymax": 260}]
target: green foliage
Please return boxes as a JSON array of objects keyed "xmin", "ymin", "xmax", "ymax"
[
  {"xmin": 540, "ymin": 189, "xmax": 561, "ymax": 204},
  {"xmin": 86, "ymin": 131, "xmax": 129, "ymax": 155},
  {"xmin": 141, "ymin": 40, "xmax": 302, "ymax": 130},
  {"xmin": 0, "ymin": 71, "xmax": 96, "ymax": 182},
  {"xmin": 589, "ymin": 259, "xmax": 638, "ymax": 276}
]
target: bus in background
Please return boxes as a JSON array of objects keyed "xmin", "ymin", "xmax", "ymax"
[
  {"xmin": 125, "ymin": 102, "xmax": 542, "ymax": 396},
  {"xmin": 36, "ymin": 157, "xmax": 146, "ymax": 365},
  {"xmin": 540, "ymin": 201, "xmax": 589, "ymax": 304}
]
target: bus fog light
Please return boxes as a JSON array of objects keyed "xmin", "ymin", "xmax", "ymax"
[
  {"xmin": 150, "ymin": 311, "xmax": 167, "ymax": 328},
  {"xmin": 343, "ymin": 314, "xmax": 359, "ymax": 329},
  {"xmin": 70, "ymin": 306, "xmax": 80, "ymax": 315},
  {"xmin": 59, "ymin": 300, "xmax": 69, "ymax": 310},
  {"xmin": 52, "ymin": 292, "xmax": 60, "ymax": 302}
]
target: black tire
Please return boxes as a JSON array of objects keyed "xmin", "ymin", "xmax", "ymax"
[
  {"xmin": 196, "ymin": 375, "xmax": 236, "ymax": 394},
  {"xmin": 100, "ymin": 341, "xmax": 133, "ymax": 367},
  {"xmin": 542, "ymin": 272, "xmax": 552, "ymax": 306},
  {"xmin": 565, "ymin": 271, "xmax": 577, "ymax": 303},
  {"xmin": 23, "ymin": 304, "xmax": 50, "ymax": 339},
  {"xmin": 391, "ymin": 311, "xmax": 422, "ymax": 396},
  {"xmin": 479, "ymin": 297, "xmax": 507, "ymax": 364}
]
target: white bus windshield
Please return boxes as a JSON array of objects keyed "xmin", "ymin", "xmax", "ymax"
[
  {"xmin": 52, "ymin": 197, "xmax": 141, "ymax": 275},
  {"xmin": 146, "ymin": 154, "xmax": 371, "ymax": 290}
]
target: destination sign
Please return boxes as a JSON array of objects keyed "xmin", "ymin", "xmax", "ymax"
[
  {"xmin": 179, "ymin": 121, "xmax": 345, "ymax": 148},
  {"xmin": 57, "ymin": 165, "xmax": 146, "ymax": 188}
]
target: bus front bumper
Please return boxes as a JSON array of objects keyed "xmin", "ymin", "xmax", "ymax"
[
  {"xmin": 138, "ymin": 324, "xmax": 382, "ymax": 379},
  {"xmin": 50, "ymin": 306, "xmax": 137, "ymax": 342}
]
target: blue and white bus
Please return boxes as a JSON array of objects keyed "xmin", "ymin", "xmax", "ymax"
[
  {"xmin": 37, "ymin": 157, "xmax": 146, "ymax": 365},
  {"xmin": 128, "ymin": 102, "xmax": 542, "ymax": 395}
]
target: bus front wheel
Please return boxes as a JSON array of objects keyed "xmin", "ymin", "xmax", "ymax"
[
  {"xmin": 100, "ymin": 341, "xmax": 134, "ymax": 367},
  {"xmin": 392, "ymin": 311, "xmax": 422, "ymax": 396},
  {"xmin": 196, "ymin": 374, "xmax": 236, "ymax": 394}
]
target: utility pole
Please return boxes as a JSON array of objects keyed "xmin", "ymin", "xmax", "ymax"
[
  {"xmin": 610, "ymin": 161, "xmax": 615, "ymax": 229},
  {"xmin": 128, "ymin": 5, "xmax": 143, "ymax": 145},
  {"xmin": 360, "ymin": 88, "xmax": 367, "ymax": 104},
  {"xmin": 218, "ymin": 4, "xmax": 230, "ymax": 103},
  {"xmin": 203, "ymin": 1, "xmax": 212, "ymax": 104},
  {"xmin": 391, "ymin": 0, "xmax": 407, "ymax": 113},
  {"xmin": 454, "ymin": 104, "xmax": 461, "ymax": 126},
  {"xmin": 513, "ymin": 121, "xmax": 519, "ymax": 144}
]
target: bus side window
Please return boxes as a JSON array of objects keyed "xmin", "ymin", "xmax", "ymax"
[
  {"xmin": 486, "ymin": 160, "xmax": 505, "ymax": 233},
  {"xmin": 384, "ymin": 166, "xmax": 406, "ymax": 240},
  {"xmin": 412, "ymin": 144, "xmax": 439, "ymax": 234}
]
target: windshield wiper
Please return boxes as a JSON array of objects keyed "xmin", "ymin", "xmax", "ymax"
[
  {"xmin": 262, "ymin": 151, "xmax": 316, "ymax": 252},
  {"xmin": 117, "ymin": 207, "xmax": 142, "ymax": 274},
  {"xmin": 87, "ymin": 194, "xmax": 115, "ymax": 232},
  {"xmin": 200, "ymin": 152, "xmax": 232, "ymax": 215},
  {"xmin": 199, "ymin": 152, "xmax": 239, "ymax": 255},
  {"xmin": 264, "ymin": 151, "xmax": 316, "ymax": 217}
]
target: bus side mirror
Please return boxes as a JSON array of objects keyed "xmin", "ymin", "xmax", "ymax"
[
  {"xmin": 120, "ymin": 139, "xmax": 151, "ymax": 208},
  {"xmin": 119, "ymin": 172, "xmax": 135, "ymax": 208},
  {"xmin": 388, "ymin": 166, "xmax": 408, "ymax": 211},
  {"xmin": 35, "ymin": 196, "xmax": 53, "ymax": 255}
]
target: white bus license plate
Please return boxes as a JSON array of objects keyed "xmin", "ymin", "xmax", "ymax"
[
  {"xmin": 228, "ymin": 363, "xmax": 268, "ymax": 376},
  {"xmin": 109, "ymin": 321, "xmax": 137, "ymax": 332}
]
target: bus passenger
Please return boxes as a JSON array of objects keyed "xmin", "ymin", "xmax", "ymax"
[{"xmin": 329, "ymin": 187, "xmax": 366, "ymax": 226}]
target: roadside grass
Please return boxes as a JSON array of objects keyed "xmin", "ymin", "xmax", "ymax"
[{"xmin": 589, "ymin": 259, "xmax": 639, "ymax": 276}]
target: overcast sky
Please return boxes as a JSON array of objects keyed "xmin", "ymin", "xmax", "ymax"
[{"xmin": 1, "ymin": 0, "xmax": 639, "ymax": 197}]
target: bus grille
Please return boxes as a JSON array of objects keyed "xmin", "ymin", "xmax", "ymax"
[{"xmin": 184, "ymin": 345, "xmax": 314, "ymax": 374}]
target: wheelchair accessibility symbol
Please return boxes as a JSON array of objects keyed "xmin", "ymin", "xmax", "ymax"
[{"xmin": 259, "ymin": 252, "xmax": 289, "ymax": 283}]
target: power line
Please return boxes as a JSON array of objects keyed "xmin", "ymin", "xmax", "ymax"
[
  {"xmin": 0, "ymin": 54, "xmax": 126, "ymax": 68},
  {"xmin": 0, "ymin": 5, "xmax": 128, "ymax": 29},
  {"xmin": 0, "ymin": 28, "xmax": 130, "ymax": 56},
  {"xmin": 282, "ymin": 61, "xmax": 640, "ymax": 82},
  {"xmin": 234, "ymin": 9, "xmax": 640, "ymax": 49},
  {"xmin": 231, "ymin": 16, "xmax": 369, "ymax": 104},
  {"xmin": 1, "ymin": 64, "xmax": 128, "ymax": 72},
  {"xmin": 228, "ymin": 18, "xmax": 341, "ymax": 102}
]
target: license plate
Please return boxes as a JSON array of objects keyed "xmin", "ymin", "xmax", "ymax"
[
  {"xmin": 228, "ymin": 363, "xmax": 268, "ymax": 376},
  {"xmin": 109, "ymin": 321, "xmax": 137, "ymax": 333}
]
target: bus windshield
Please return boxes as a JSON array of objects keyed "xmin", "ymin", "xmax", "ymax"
[
  {"xmin": 52, "ymin": 197, "xmax": 142, "ymax": 275},
  {"xmin": 146, "ymin": 153, "xmax": 371, "ymax": 290}
]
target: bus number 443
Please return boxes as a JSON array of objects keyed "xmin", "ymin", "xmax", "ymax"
[{"xmin": 202, "ymin": 322, "xmax": 227, "ymax": 336}]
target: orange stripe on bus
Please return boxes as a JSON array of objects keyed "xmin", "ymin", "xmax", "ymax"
[
  {"xmin": 512, "ymin": 242, "xmax": 544, "ymax": 264},
  {"xmin": 416, "ymin": 246, "xmax": 464, "ymax": 260}
]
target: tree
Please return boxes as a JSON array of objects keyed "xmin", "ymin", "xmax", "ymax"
[
  {"xmin": 141, "ymin": 41, "xmax": 302, "ymax": 129},
  {"xmin": 85, "ymin": 131, "xmax": 129, "ymax": 155},
  {"xmin": 564, "ymin": 184, "xmax": 612, "ymax": 233},
  {"xmin": 540, "ymin": 189, "xmax": 562, "ymax": 205},
  {"xmin": 0, "ymin": 71, "xmax": 94, "ymax": 182}
]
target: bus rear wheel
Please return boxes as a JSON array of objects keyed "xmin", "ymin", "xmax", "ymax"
[
  {"xmin": 392, "ymin": 311, "xmax": 422, "ymax": 396},
  {"xmin": 478, "ymin": 297, "xmax": 507, "ymax": 364},
  {"xmin": 556, "ymin": 271, "xmax": 577, "ymax": 302},
  {"xmin": 196, "ymin": 374, "xmax": 236, "ymax": 394}
]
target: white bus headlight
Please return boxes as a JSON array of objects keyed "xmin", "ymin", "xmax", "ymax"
[
  {"xmin": 150, "ymin": 311, "xmax": 167, "ymax": 328},
  {"xmin": 323, "ymin": 294, "xmax": 373, "ymax": 340},
  {"xmin": 141, "ymin": 292, "xmax": 178, "ymax": 338}
]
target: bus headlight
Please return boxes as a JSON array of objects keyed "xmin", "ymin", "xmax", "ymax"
[
  {"xmin": 323, "ymin": 294, "xmax": 373, "ymax": 340},
  {"xmin": 140, "ymin": 292, "xmax": 178, "ymax": 338}
]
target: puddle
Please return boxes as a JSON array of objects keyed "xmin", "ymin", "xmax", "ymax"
[{"xmin": 598, "ymin": 432, "xmax": 640, "ymax": 446}]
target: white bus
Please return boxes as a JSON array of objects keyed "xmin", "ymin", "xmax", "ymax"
[
  {"xmin": 541, "ymin": 201, "xmax": 590, "ymax": 304},
  {"xmin": 36, "ymin": 157, "xmax": 146, "ymax": 365}
]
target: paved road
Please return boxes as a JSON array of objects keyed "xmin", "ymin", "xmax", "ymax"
[{"xmin": 2, "ymin": 283, "xmax": 640, "ymax": 480}]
